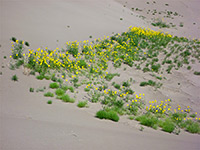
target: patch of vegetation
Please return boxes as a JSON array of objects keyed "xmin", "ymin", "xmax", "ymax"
[
  {"xmin": 96, "ymin": 110, "xmax": 119, "ymax": 122},
  {"xmin": 49, "ymin": 82, "xmax": 59, "ymax": 89},
  {"xmin": 194, "ymin": 71, "xmax": 200, "ymax": 75},
  {"xmin": 151, "ymin": 20, "xmax": 170, "ymax": 28},
  {"xmin": 105, "ymin": 73, "xmax": 120, "ymax": 81},
  {"xmin": 114, "ymin": 83, "xmax": 121, "ymax": 89},
  {"xmin": 11, "ymin": 74, "xmax": 18, "ymax": 81},
  {"xmin": 29, "ymin": 87, "xmax": 34, "ymax": 92},
  {"xmin": 136, "ymin": 113, "xmax": 158, "ymax": 129},
  {"xmin": 44, "ymin": 92, "xmax": 54, "ymax": 97},
  {"xmin": 77, "ymin": 101, "xmax": 88, "ymax": 108},
  {"xmin": 161, "ymin": 118, "xmax": 175, "ymax": 133},
  {"xmin": 186, "ymin": 122, "xmax": 200, "ymax": 134},
  {"xmin": 60, "ymin": 94, "xmax": 75, "ymax": 103},
  {"xmin": 55, "ymin": 88, "xmax": 65, "ymax": 96},
  {"xmin": 47, "ymin": 100, "xmax": 52, "ymax": 104}
]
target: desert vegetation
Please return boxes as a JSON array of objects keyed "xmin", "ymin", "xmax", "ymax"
[{"xmin": 9, "ymin": 26, "xmax": 200, "ymax": 134}]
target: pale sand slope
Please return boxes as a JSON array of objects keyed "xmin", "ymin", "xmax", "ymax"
[
  {"xmin": 0, "ymin": 0, "xmax": 200, "ymax": 150},
  {"xmin": 115, "ymin": 0, "xmax": 200, "ymax": 39}
]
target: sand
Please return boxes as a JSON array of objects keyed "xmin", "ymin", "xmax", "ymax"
[{"xmin": 0, "ymin": 0, "xmax": 200, "ymax": 150}]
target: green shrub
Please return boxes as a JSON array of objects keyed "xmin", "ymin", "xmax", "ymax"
[
  {"xmin": 69, "ymin": 86, "xmax": 74, "ymax": 93},
  {"xmin": 114, "ymin": 84, "xmax": 120, "ymax": 89},
  {"xmin": 162, "ymin": 119, "xmax": 175, "ymax": 133},
  {"xmin": 122, "ymin": 81, "xmax": 130, "ymax": 87},
  {"xmin": 151, "ymin": 20, "xmax": 170, "ymax": 28},
  {"xmin": 11, "ymin": 74, "xmax": 18, "ymax": 81},
  {"xmin": 55, "ymin": 88, "xmax": 65, "ymax": 96},
  {"xmin": 49, "ymin": 82, "xmax": 59, "ymax": 89},
  {"xmin": 136, "ymin": 114, "xmax": 158, "ymax": 129},
  {"xmin": 61, "ymin": 94, "xmax": 75, "ymax": 103},
  {"xmin": 61, "ymin": 85, "xmax": 69, "ymax": 91},
  {"xmin": 96, "ymin": 110, "xmax": 119, "ymax": 122},
  {"xmin": 84, "ymin": 88, "xmax": 90, "ymax": 92},
  {"xmin": 29, "ymin": 87, "xmax": 34, "ymax": 92},
  {"xmin": 194, "ymin": 71, "xmax": 200, "ymax": 75},
  {"xmin": 140, "ymin": 81, "xmax": 148, "ymax": 86},
  {"xmin": 44, "ymin": 76, "xmax": 51, "ymax": 80},
  {"xmin": 140, "ymin": 80, "xmax": 156, "ymax": 87},
  {"xmin": 36, "ymin": 75, "xmax": 45, "ymax": 80},
  {"xmin": 151, "ymin": 64, "xmax": 161, "ymax": 72},
  {"xmin": 190, "ymin": 114, "xmax": 196, "ymax": 118},
  {"xmin": 77, "ymin": 101, "xmax": 88, "ymax": 108},
  {"xmin": 47, "ymin": 100, "xmax": 52, "ymax": 104},
  {"xmin": 44, "ymin": 92, "xmax": 54, "ymax": 97},
  {"xmin": 105, "ymin": 73, "xmax": 120, "ymax": 81},
  {"xmin": 186, "ymin": 122, "xmax": 200, "ymax": 133}
]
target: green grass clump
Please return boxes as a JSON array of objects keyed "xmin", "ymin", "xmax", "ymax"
[
  {"xmin": 61, "ymin": 85, "xmax": 69, "ymax": 91},
  {"xmin": 55, "ymin": 88, "xmax": 65, "ymax": 96},
  {"xmin": 96, "ymin": 110, "xmax": 119, "ymax": 122},
  {"xmin": 136, "ymin": 114, "xmax": 158, "ymax": 129},
  {"xmin": 190, "ymin": 114, "xmax": 196, "ymax": 118},
  {"xmin": 36, "ymin": 75, "xmax": 45, "ymax": 80},
  {"xmin": 60, "ymin": 94, "xmax": 75, "ymax": 103},
  {"xmin": 44, "ymin": 92, "xmax": 54, "ymax": 97},
  {"xmin": 122, "ymin": 81, "xmax": 130, "ymax": 87},
  {"xmin": 140, "ymin": 80, "xmax": 156, "ymax": 87},
  {"xmin": 84, "ymin": 88, "xmax": 90, "ymax": 92},
  {"xmin": 77, "ymin": 101, "xmax": 88, "ymax": 108},
  {"xmin": 161, "ymin": 118, "xmax": 175, "ymax": 133},
  {"xmin": 11, "ymin": 74, "xmax": 18, "ymax": 81},
  {"xmin": 114, "ymin": 84, "xmax": 121, "ymax": 89},
  {"xmin": 49, "ymin": 82, "xmax": 59, "ymax": 89},
  {"xmin": 186, "ymin": 122, "xmax": 200, "ymax": 134},
  {"xmin": 68, "ymin": 86, "xmax": 74, "ymax": 93},
  {"xmin": 47, "ymin": 100, "xmax": 52, "ymax": 104},
  {"xmin": 194, "ymin": 71, "xmax": 200, "ymax": 75},
  {"xmin": 29, "ymin": 87, "xmax": 34, "ymax": 92},
  {"xmin": 105, "ymin": 73, "xmax": 120, "ymax": 81},
  {"xmin": 151, "ymin": 20, "xmax": 170, "ymax": 28}
]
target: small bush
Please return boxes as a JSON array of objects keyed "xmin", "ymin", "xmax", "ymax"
[
  {"xmin": 77, "ymin": 101, "xmax": 88, "ymax": 108},
  {"xmin": 151, "ymin": 21, "xmax": 170, "ymax": 28},
  {"xmin": 11, "ymin": 75, "xmax": 18, "ymax": 81},
  {"xmin": 186, "ymin": 122, "xmax": 200, "ymax": 134},
  {"xmin": 84, "ymin": 88, "xmax": 90, "ymax": 92},
  {"xmin": 36, "ymin": 75, "xmax": 45, "ymax": 80},
  {"xmin": 129, "ymin": 116, "xmax": 134, "ymax": 120},
  {"xmin": 96, "ymin": 110, "xmax": 119, "ymax": 122},
  {"xmin": 114, "ymin": 84, "xmax": 120, "ymax": 89},
  {"xmin": 49, "ymin": 82, "xmax": 59, "ymax": 89},
  {"xmin": 162, "ymin": 119, "xmax": 175, "ymax": 133},
  {"xmin": 61, "ymin": 85, "xmax": 69, "ymax": 91},
  {"xmin": 61, "ymin": 94, "xmax": 75, "ymax": 103},
  {"xmin": 105, "ymin": 73, "xmax": 120, "ymax": 81},
  {"xmin": 44, "ymin": 92, "xmax": 54, "ymax": 97},
  {"xmin": 55, "ymin": 88, "xmax": 65, "ymax": 96},
  {"xmin": 140, "ymin": 81, "xmax": 149, "ymax": 86},
  {"xmin": 29, "ymin": 87, "xmax": 34, "ymax": 92},
  {"xmin": 47, "ymin": 100, "xmax": 52, "ymax": 104},
  {"xmin": 122, "ymin": 81, "xmax": 130, "ymax": 87},
  {"xmin": 69, "ymin": 86, "xmax": 74, "ymax": 93},
  {"xmin": 136, "ymin": 114, "xmax": 158, "ymax": 129},
  {"xmin": 194, "ymin": 71, "xmax": 200, "ymax": 75}
]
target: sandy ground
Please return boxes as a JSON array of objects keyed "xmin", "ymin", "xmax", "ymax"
[{"xmin": 0, "ymin": 0, "xmax": 200, "ymax": 150}]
